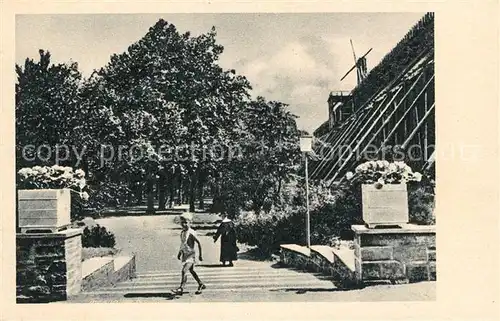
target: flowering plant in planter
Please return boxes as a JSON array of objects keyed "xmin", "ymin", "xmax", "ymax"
[
  {"xmin": 17, "ymin": 165, "xmax": 90, "ymax": 220},
  {"xmin": 346, "ymin": 160, "xmax": 422, "ymax": 188},
  {"xmin": 345, "ymin": 160, "xmax": 424, "ymax": 227},
  {"xmin": 17, "ymin": 165, "xmax": 89, "ymax": 200}
]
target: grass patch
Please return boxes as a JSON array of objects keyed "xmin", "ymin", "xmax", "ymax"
[{"xmin": 82, "ymin": 247, "xmax": 120, "ymax": 261}]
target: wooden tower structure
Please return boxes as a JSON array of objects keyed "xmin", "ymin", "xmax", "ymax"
[{"xmin": 311, "ymin": 13, "xmax": 435, "ymax": 186}]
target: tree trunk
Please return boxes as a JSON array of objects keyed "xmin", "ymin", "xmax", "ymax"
[
  {"xmin": 211, "ymin": 174, "xmax": 224, "ymax": 213},
  {"xmin": 136, "ymin": 182, "xmax": 143, "ymax": 205},
  {"xmin": 127, "ymin": 181, "xmax": 134, "ymax": 206},
  {"xmin": 183, "ymin": 178, "xmax": 189, "ymax": 204},
  {"xmin": 81, "ymin": 155, "xmax": 90, "ymax": 179},
  {"xmin": 198, "ymin": 170, "xmax": 205, "ymax": 210},
  {"xmin": 157, "ymin": 171, "xmax": 167, "ymax": 210},
  {"xmin": 252, "ymin": 178, "xmax": 267, "ymax": 214},
  {"xmin": 189, "ymin": 169, "xmax": 196, "ymax": 212},
  {"xmin": 276, "ymin": 177, "xmax": 283, "ymax": 203},
  {"xmin": 176, "ymin": 174, "xmax": 183, "ymax": 205},
  {"xmin": 146, "ymin": 174, "xmax": 156, "ymax": 215},
  {"xmin": 252, "ymin": 197, "xmax": 263, "ymax": 215},
  {"xmin": 168, "ymin": 171, "xmax": 175, "ymax": 208}
]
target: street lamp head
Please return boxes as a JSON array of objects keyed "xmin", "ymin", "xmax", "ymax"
[{"xmin": 300, "ymin": 135, "xmax": 313, "ymax": 153}]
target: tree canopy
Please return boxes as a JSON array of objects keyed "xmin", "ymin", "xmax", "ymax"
[{"xmin": 15, "ymin": 19, "xmax": 303, "ymax": 217}]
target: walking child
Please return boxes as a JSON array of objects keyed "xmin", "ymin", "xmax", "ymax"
[{"xmin": 172, "ymin": 213, "xmax": 206, "ymax": 295}]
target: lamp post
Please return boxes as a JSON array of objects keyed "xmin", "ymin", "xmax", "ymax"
[{"xmin": 300, "ymin": 135, "xmax": 313, "ymax": 249}]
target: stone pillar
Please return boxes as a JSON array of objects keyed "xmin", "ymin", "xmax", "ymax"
[
  {"xmin": 16, "ymin": 229, "xmax": 83, "ymax": 302},
  {"xmin": 352, "ymin": 224, "xmax": 436, "ymax": 284}
]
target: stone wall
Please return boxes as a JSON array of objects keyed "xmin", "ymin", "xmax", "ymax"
[
  {"xmin": 16, "ymin": 229, "xmax": 82, "ymax": 302},
  {"xmin": 113, "ymin": 255, "xmax": 136, "ymax": 283},
  {"xmin": 310, "ymin": 248, "xmax": 334, "ymax": 275},
  {"xmin": 280, "ymin": 245, "xmax": 313, "ymax": 271},
  {"xmin": 280, "ymin": 244, "xmax": 358, "ymax": 288},
  {"xmin": 80, "ymin": 255, "xmax": 136, "ymax": 291},
  {"xmin": 331, "ymin": 251, "xmax": 357, "ymax": 286},
  {"xmin": 352, "ymin": 224, "xmax": 436, "ymax": 284},
  {"xmin": 81, "ymin": 259, "xmax": 115, "ymax": 292},
  {"xmin": 65, "ymin": 231, "xmax": 83, "ymax": 295}
]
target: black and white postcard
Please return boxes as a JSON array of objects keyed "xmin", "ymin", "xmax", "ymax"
[{"xmin": 1, "ymin": 1, "xmax": 499, "ymax": 321}]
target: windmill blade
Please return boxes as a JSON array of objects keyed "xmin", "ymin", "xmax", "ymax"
[
  {"xmin": 360, "ymin": 48, "xmax": 373, "ymax": 59},
  {"xmin": 340, "ymin": 63, "xmax": 357, "ymax": 81},
  {"xmin": 350, "ymin": 39, "xmax": 357, "ymax": 64},
  {"xmin": 341, "ymin": 41, "xmax": 372, "ymax": 82}
]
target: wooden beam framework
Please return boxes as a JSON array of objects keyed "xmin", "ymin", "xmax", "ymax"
[{"xmin": 309, "ymin": 51, "xmax": 435, "ymax": 185}]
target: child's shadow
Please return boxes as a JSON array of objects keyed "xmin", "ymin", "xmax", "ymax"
[
  {"xmin": 123, "ymin": 292, "xmax": 186, "ymax": 300},
  {"xmin": 197, "ymin": 264, "xmax": 225, "ymax": 268}
]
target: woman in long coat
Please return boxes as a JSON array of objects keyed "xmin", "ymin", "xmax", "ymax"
[{"xmin": 213, "ymin": 214, "xmax": 238, "ymax": 266}]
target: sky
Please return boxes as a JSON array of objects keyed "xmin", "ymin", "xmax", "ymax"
[{"xmin": 16, "ymin": 13, "xmax": 425, "ymax": 134}]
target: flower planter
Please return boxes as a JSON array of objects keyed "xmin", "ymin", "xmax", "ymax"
[
  {"xmin": 18, "ymin": 189, "xmax": 71, "ymax": 233},
  {"xmin": 361, "ymin": 183, "xmax": 409, "ymax": 228}
]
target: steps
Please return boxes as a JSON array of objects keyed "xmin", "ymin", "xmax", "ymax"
[
  {"xmin": 81, "ymin": 255, "xmax": 136, "ymax": 291},
  {"xmin": 73, "ymin": 261, "xmax": 335, "ymax": 301}
]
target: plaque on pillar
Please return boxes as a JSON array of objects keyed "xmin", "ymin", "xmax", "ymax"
[
  {"xmin": 18, "ymin": 189, "xmax": 71, "ymax": 233},
  {"xmin": 361, "ymin": 183, "xmax": 409, "ymax": 228}
]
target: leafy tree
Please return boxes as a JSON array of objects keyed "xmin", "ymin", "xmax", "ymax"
[
  {"xmin": 216, "ymin": 97, "xmax": 302, "ymax": 216},
  {"xmin": 16, "ymin": 50, "xmax": 83, "ymax": 169},
  {"xmin": 15, "ymin": 20, "xmax": 301, "ymax": 219},
  {"xmin": 94, "ymin": 19, "xmax": 252, "ymax": 213}
]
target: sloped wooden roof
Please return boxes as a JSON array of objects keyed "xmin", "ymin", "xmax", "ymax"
[{"xmin": 310, "ymin": 13, "xmax": 435, "ymax": 183}]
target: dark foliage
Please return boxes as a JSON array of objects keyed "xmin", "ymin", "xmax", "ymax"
[
  {"xmin": 235, "ymin": 172, "xmax": 435, "ymax": 256},
  {"xmin": 351, "ymin": 13, "xmax": 434, "ymax": 110},
  {"xmin": 82, "ymin": 224, "xmax": 116, "ymax": 248},
  {"xmin": 407, "ymin": 179, "xmax": 435, "ymax": 225}
]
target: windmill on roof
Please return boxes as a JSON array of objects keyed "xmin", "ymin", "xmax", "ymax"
[{"xmin": 340, "ymin": 39, "xmax": 373, "ymax": 85}]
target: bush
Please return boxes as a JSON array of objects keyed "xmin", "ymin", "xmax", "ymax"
[
  {"xmin": 86, "ymin": 180, "xmax": 134, "ymax": 212},
  {"xmin": 235, "ymin": 207, "xmax": 306, "ymax": 256},
  {"xmin": 408, "ymin": 183, "xmax": 435, "ymax": 225},
  {"xmin": 82, "ymin": 224, "xmax": 116, "ymax": 248},
  {"xmin": 235, "ymin": 171, "xmax": 435, "ymax": 256},
  {"xmin": 234, "ymin": 182, "xmax": 364, "ymax": 256},
  {"xmin": 310, "ymin": 184, "xmax": 364, "ymax": 243}
]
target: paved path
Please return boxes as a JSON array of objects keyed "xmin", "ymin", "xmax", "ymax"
[
  {"xmin": 91, "ymin": 214, "xmax": 221, "ymax": 273},
  {"xmin": 69, "ymin": 215, "xmax": 435, "ymax": 302}
]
